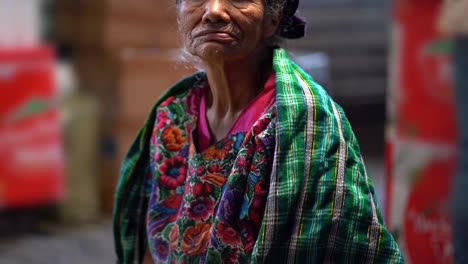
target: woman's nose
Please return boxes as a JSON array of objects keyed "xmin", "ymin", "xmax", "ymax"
[{"xmin": 202, "ymin": 0, "xmax": 230, "ymax": 25}]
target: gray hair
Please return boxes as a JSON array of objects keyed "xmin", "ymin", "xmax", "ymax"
[{"xmin": 264, "ymin": 0, "xmax": 287, "ymax": 46}]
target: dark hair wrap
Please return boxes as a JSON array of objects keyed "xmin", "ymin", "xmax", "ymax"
[{"xmin": 276, "ymin": 0, "xmax": 305, "ymax": 39}]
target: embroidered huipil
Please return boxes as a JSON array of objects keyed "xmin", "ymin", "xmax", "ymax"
[{"xmin": 147, "ymin": 78, "xmax": 277, "ymax": 263}]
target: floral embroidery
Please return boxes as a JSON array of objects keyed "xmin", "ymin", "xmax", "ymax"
[
  {"xmin": 160, "ymin": 95, "xmax": 176, "ymax": 107},
  {"xmin": 157, "ymin": 110, "xmax": 170, "ymax": 129},
  {"xmin": 217, "ymin": 221, "xmax": 241, "ymax": 246},
  {"xmin": 192, "ymin": 182, "xmax": 213, "ymax": 197},
  {"xmin": 203, "ymin": 138, "xmax": 233, "ymax": 160},
  {"xmin": 150, "ymin": 193, "xmax": 182, "ymax": 224},
  {"xmin": 187, "ymin": 197, "xmax": 215, "ymax": 221},
  {"xmin": 201, "ymin": 172, "xmax": 227, "ymax": 187},
  {"xmin": 153, "ymin": 237, "xmax": 170, "ymax": 261},
  {"xmin": 159, "ymin": 156, "xmax": 187, "ymax": 189},
  {"xmin": 162, "ymin": 193, "xmax": 183, "ymax": 211},
  {"xmin": 169, "ymin": 224, "xmax": 179, "ymax": 251},
  {"xmin": 185, "ymin": 86, "xmax": 203, "ymax": 115},
  {"xmin": 154, "ymin": 152, "xmax": 163, "ymax": 163},
  {"xmin": 218, "ymin": 189, "xmax": 243, "ymax": 225},
  {"xmin": 207, "ymin": 164, "xmax": 223, "ymax": 174},
  {"xmin": 147, "ymin": 84, "xmax": 277, "ymax": 263},
  {"xmin": 181, "ymin": 222, "xmax": 212, "ymax": 256},
  {"xmin": 161, "ymin": 126, "xmax": 186, "ymax": 152},
  {"xmin": 240, "ymin": 222, "xmax": 255, "ymax": 252},
  {"xmin": 195, "ymin": 166, "xmax": 205, "ymax": 176}
]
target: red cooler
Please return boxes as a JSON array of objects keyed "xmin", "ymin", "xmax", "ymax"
[
  {"xmin": 385, "ymin": 0, "xmax": 456, "ymax": 263},
  {"xmin": 0, "ymin": 47, "xmax": 65, "ymax": 209}
]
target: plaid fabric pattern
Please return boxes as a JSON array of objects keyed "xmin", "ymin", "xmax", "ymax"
[
  {"xmin": 250, "ymin": 49, "xmax": 403, "ymax": 263},
  {"xmin": 113, "ymin": 48, "xmax": 404, "ymax": 263}
]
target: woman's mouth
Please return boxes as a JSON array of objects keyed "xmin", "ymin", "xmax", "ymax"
[{"xmin": 194, "ymin": 30, "xmax": 238, "ymax": 41}]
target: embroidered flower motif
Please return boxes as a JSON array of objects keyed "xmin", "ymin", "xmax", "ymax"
[
  {"xmin": 187, "ymin": 196, "xmax": 215, "ymax": 221},
  {"xmin": 201, "ymin": 164, "xmax": 226, "ymax": 187},
  {"xmin": 249, "ymin": 180, "xmax": 268, "ymax": 224},
  {"xmin": 253, "ymin": 116, "xmax": 272, "ymax": 135},
  {"xmin": 235, "ymin": 156, "xmax": 247, "ymax": 168},
  {"xmin": 240, "ymin": 222, "xmax": 255, "ymax": 252},
  {"xmin": 207, "ymin": 164, "xmax": 222, "ymax": 173},
  {"xmin": 196, "ymin": 166, "xmax": 206, "ymax": 176},
  {"xmin": 160, "ymin": 95, "xmax": 175, "ymax": 107},
  {"xmin": 254, "ymin": 179, "xmax": 268, "ymax": 197},
  {"xmin": 192, "ymin": 182, "xmax": 214, "ymax": 197},
  {"xmin": 250, "ymin": 162, "xmax": 257, "ymax": 173},
  {"xmin": 181, "ymin": 222, "xmax": 212, "ymax": 256},
  {"xmin": 248, "ymin": 197, "xmax": 264, "ymax": 225},
  {"xmin": 153, "ymin": 237, "xmax": 170, "ymax": 261},
  {"xmin": 257, "ymin": 155, "xmax": 267, "ymax": 165},
  {"xmin": 161, "ymin": 193, "xmax": 183, "ymax": 222},
  {"xmin": 163, "ymin": 193, "xmax": 183, "ymax": 209},
  {"xmin": 201, "ymin": 173, "xmax": 227, "ymax": 187},
  {"xmin": 245, "ymin": 143, "xmax": 255, "ymax": 157},
  {"xmin": 233, "ymin": 134, "xmax": 245, "ymax": 150},
  {"xmin": 186, "ymin": 87, "xmax": 203, "ymax": 115},
  {"xmin": 217, "ymin": 221, "xmax": 241, "ymax": 246},
  {"xmin": 259, "ymin": 133, "xmax": 275, "ymax": 148},
  {"xmin": 154, "ymin": 152, "xmax": 163, "ymax": 163},
  {"xmin": 203, "ymin": 138, "xmax": 233, "ymax": 160},
  {"xmin": 159, "ymin": 156, "xmax": 187, "ymax": 189},
  {"xmin": 169, "ymin": 224, "xmax": 179, "ymax": 251},
  {"xmin": 161, "ymin": 126, "xmax": 186, "ymax": 152},
  {"xmin": 157, "ymin": 110, "xmax": 170, "ymax": 129},
  {"xmin": 179, "ymin": 145, "xmax": 189, "ymax": 157},
  {"xmin": 218, "ymin": 189, "xmax": 243, "ymax": 224}
]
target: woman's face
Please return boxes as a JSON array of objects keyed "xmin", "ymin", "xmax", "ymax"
[{"xmin": 177, "ymin": 0, "xmax": 279, "ymax": 62}]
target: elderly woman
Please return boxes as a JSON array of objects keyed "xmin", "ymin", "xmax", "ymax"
[{"xmin": 113, "ymin": 0, "xmax": 403, "ymax": 263}]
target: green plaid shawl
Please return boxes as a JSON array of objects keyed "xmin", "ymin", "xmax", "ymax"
[{"xmin": 113, "ymin": 48, "xmax": 404, "ymax": 263}]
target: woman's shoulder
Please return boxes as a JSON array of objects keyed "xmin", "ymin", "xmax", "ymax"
[
  {"xmin": 156, "ymin": 71, "xmax": 207, "ymax": 106},
  {"xmin": 276, "ymin": 64, "xmax": 343, "ymax": 122},
  {"xmin": 275, "ymin": 58, "xmax": 358, "ymax": 149},
  {"xmin": 273, "ymin": 48, "xmax": 340, "ymax": 117}
]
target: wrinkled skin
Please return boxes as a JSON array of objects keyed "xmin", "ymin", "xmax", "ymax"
[{"xmin": 177, "ymin": 0, "xmax": 279, "ymax": 63}]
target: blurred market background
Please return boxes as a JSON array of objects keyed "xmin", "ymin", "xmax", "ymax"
[{"xmin": 0, "ymin": 0, "xmax": 460, "ymax": 263}]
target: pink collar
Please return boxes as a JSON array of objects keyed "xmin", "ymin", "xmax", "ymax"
[{"xmin": 197, "ymin": 73, "xmax": 276, "ymax": 152}]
